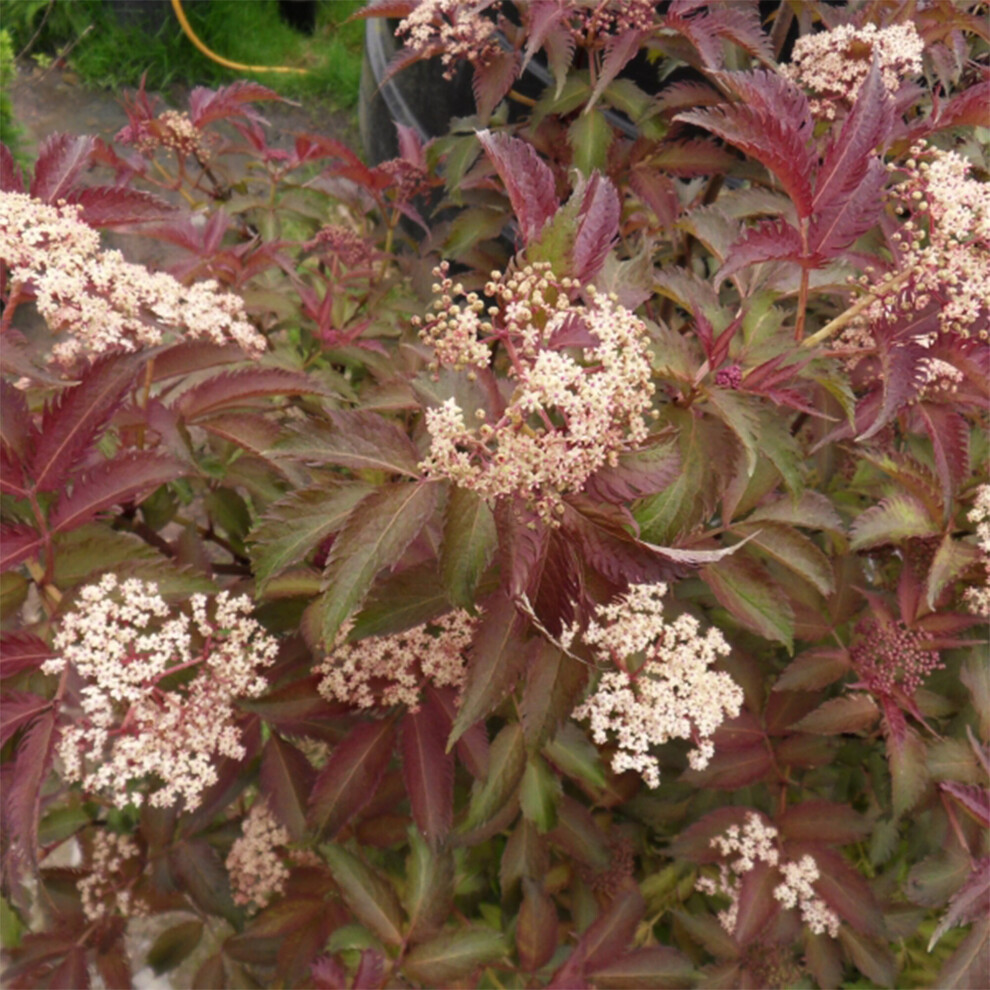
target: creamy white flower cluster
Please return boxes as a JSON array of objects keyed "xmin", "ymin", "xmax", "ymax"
[
  {"xmin": 43, "ymin": 575, "xmax": 278, "ymax": 810},
  {"xmin": 128, "ymin": 109, "xmax": 211, "ymax": 161},
  {"xmin": 77, "ymin": 830, "xmax": 146, "ymax": 922},
  {"xmin": 782, "ymin": 21, "xmax": 924, "ymax": 118},
  {"xmin": 226, "ymin": 800, "xmax": 290, "ymax": 910},
  {"xmin": 396, "ymin": 0, "xmax": 501, "ymax": 80},
  {"xmin": 0, "ymin": 191, "xmax": 266, "ymax": 364},
  {"xmin": 888, "ymin": 145, "xmax": 990, "ymax": 340},
  {"xmin": 695, "ymin": 813, "xmax": 841, "ymax": 938},
  {"xmin": 417, "ymin": 262, "xmax": 655, "ymax": 523},
  {"xmin": 965, "ymin": 484, "xmax": 990, "ymax": 617},
  {"xmin": 316, "ymin": 610, "xmax": 477, "ymax": 711},
  {"xmin": 774, "ymin": 854, "xmax": 841, "ymax": 938},
  {"xmin": 571, "ymin": 583, "xmax": 743, "ymax": 788}
]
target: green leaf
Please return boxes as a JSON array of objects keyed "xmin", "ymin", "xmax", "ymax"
[
  {"xmin": 443, "ymin": 207, "xmax": 508, "ymax": 257},
  {"xmin": 936, "ymin": 916, "xmax": 990, "ymax": 989},
  {"xmin": 321, "ymin": 844, "xmax": 403, "ymax": 946},
  {"xmin": 773, "ymin": 648, "xmax": 850, "ymax": 692},
  {"xmin": 888, "ymin": 724, "xmax": 931, "ymax": 818},
  {"xmin": 635, "ymin": 411, "xmax": 735, "ymax": 543},
  {"xmin": 520, "ymin": 754, "xmax": 562, "ymax": 833},
  {"xmin": 517, "ymin": 878, "xmax": 558, "ymax": 972},
  {"xmin": 249, "ymin": 483, "xmax": 371, "ymax": 592},
  {"xmin": 849, "ymin": 494, "xmax": 940, "ymax": 550},
  {"xmin": 520, "ymin": 642, "xmax": 588, "ymax": 750},
  {"xmin": 544, "ymin": 722, "xmax": 607, "ymax": 791},
  {"xmin": 590, "ymin": 947, "xmax": 697, "ymax": 989},
  {"xmin": 705, "ymin": 388, "xmax": 761, "ymax": 477},
  {"xmin": 319, "ymin": 481, "xmax": 439, "ymax": 647},
  {"xmin": 838, "ymin": 927, "xmax": 897, "ymax": 987},
  {"xmin": 402, "ymin": 928, "xmax": 505, "ymax": 985},
  {"xmin": 168, "ymin": 839, "xmax": 241, "ymax": 926},
  {"xmin": 403, "ymin": 827, "xmax": 455, "ymax": 943},
  {"xmin": 926, "ymin": 534, "xmax": 979, "ymax": 608},
  {"xmin": 448, "ymin": 594, "xmax": 527, "ymax": 748},
  {"xmin": 746, "ymin": 490, "xmax": 844, "ymax": 532},
  {"xmin": 463, "ymin": 722, "xmax": 526, "ymax": 831},
  {"xmin": 791, "ymin": 694, "xmax": 880, "ymax": 735},
  {"xmin": 702, "ymin": 555, "xmax": 795, "ymax": 651},
  {"xmin": 441, "ymin": 487, "xmax": 497, "ymax": 609},
  {"xmin": 732, "ymin": 521, "xmax": 834, "ymax": 595},
  {"xmin": 147, "ymin": 921, "xmax": 203, "ymax": 975},
  {"xmin": 276, "ymin": 409, "xmax": 422, "ymax": 477},
  {"xmin": 569, "ymin": 109, "xmax": 613, "ymax": 176}
]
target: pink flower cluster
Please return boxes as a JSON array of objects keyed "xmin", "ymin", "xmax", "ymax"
[
  {"xmin": 0, "ymin": 191, "xmax": 266, "ymax": 364},
  {"xmin": 782, "ymin": 21, "xmax": 923, "ymax": 117},
  {"xmin": 43, "ymin": 575, "xmax": 278, "ymax": 810},
  {"xmin": 396, "ymin": 0, "xmax": 502, "ymax": 80},
  {"xmin": 965, "ymin": 484, "xmax": 990, "ymax": 617},
  {"xmin": 77, "ymin": 830, "xmax": 146, "ymax": 922},
  {"xmin": 571, "ymin": 583, "xmax": 742, "ymax": 788},
  {"xmin": 119, "ymin": 108, "xmax": 211, "ymax": 162},
  {"xmin": 316, "ymin": 610, "xmax": 476, "ymax": 711},
  {"xmin": 226, "ymin": 800, "xmax": 290, "ymax": 910},
  {"xmin": 417, "ymin": 262, "xmax": 655, "ymax": 523},
  {"xmin": 695, "ymin": 813, "xmax": 840, "ymax": 938}
]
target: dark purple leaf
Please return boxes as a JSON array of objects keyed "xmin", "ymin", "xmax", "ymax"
[
  {"xmin": 473, "ymin": 49, "xmax": 521, "ymax": 121},
  {"xmin": 67, "ymin": 186, "xmax": 178, "ymax": 227},
  {"xmin": 572, "ymin": 171, "xmax": 621, "ymax": 282},
  {"xmin": 174, "ymin": 368, "xmax": 336, "ymax": 421},
  {"xmin": 734, "ymin": 860, "xmax": 780, "ymax": 946},
  {"xmin": 401, "ymin": 694, "xmax": 454, "ymax": 845},
  {"xmin": 589, "ymin": 947, "xmax": 696, "ymax": 989},
  {"xmin": 0, "ymin": 524, "xmax": 43, "ymax": 573},
  {"xmin": 477, "ymin": 130, "xmax": 558, "ymax": 244},
  {"xmin": 810, "ymin": 157, "xmax": 888, "ymax": 257},
  {"xmin": 0, "ymin": 378, "xmax": 34, "ymax": 462},
  {"xmin": 260, "ymin": 734, "xmax": 315, "ymax": 840},
  {"xmin": 448, "ymin": 593, "xmax": 527, "ymax": 747},
  {"xmin": 0, "ymin": 693, "xmax": 53, "ymax": 747},
  {"xmin": 30, "ymin": 133, "xmax": 95, "ymax": 202},
  {"xmin": 4, "ymin": 709, "xmax": 58, "ymax": 872},
  {"xmin": 678, "ymin": 71, "xmax": 815, "ymax": 217},
  {"xmin": 1, "ymin": 143, "xmax": 24, "ymax": 192},
  {"xmin": 941, "ymin": 782, "xmax": 990, "ymax": 828},
  {"xmin": 518, "ymin": 878, "xmax": 558, "ymax": 972},
  {"xmin": 188, "ymin": 80, "xmax": 283, "ymax": 127},
  {"xmin": 715, "ymin": 219, "xmax": 804, "ymax": 288},
  {"xmin": 49, "ymin": 452, "xmax": 184, "ymax": 533},
  {"xmin": 308, "ymin": 718, "xmax": 397, "ymax": 839},
  {"xmin": 0, "ymin": 632, "xmax": 54, "ymax": 679},
  {"xmin": 31, "ymin": 354, "xmax": 140, "ymax": 493}
]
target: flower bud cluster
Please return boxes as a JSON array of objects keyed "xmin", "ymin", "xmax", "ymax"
[
  {"xmin": 226, "ymin": 800, "xmax": 290, "ymax": 910},
  {"xmin": 696, "ymin": 813, "xmax": 840, "ymax": 938},
  {"xmin": 42, "ymin": 575, "xmax": 278, "ymax": 810},
  {"xmin": 850, "ymin": 615, "xmax": 942, "ymax": 697},
  {"xmin": 566, "ymin": 0, "xmax": 658, "ymax": 41},
  {"xmin": 396, "ymin": 0, "xmax": 502, "ymax": 80},
  {"xmin": 965, "ymin": 484, "xmax": 990, "ymax": 617},
  {"xmin": 77, "ymin": 830, "xmax": 146, "ymax": 922},
  {"xmin": 417, "ymin": 262, "xmax": 655, "ymax": 523},
  {"xmin": 304, "ymin": 224, "xmax": 375, "ymax": 269},
  {"xmin": 316, "ymin": 610, "xmax": 477, "ymax": 711},
  {"xmin": 119, "ymin": 108, "xmax": 211, "ymax": 161},
  {"xmin": 571, "ymin": 583, "xmax": 742, "ymax": 788},
  {"xmin": 0, "ymin": 191, "xmax": 266, "ymax": 364},
  {"xmin": 782, "ymin": 21, "xmax": 923, "ymax": 117}
]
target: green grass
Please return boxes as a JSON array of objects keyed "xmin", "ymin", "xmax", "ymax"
[{"xmin": 0, "ymin": 0, "xmax": 366, "ymax": 107}]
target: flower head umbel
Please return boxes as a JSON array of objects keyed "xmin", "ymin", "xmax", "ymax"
[
  {"xmin": 118, "ymin": 108, "xmax": 211, "ymax": 162},
  {"xmin": 965, "ymin": 484, "xmax": 990, "ymax": 617},
  {"xmin": 77, "ymin": 830, "xmax": 147, "ymax": 923},
  {"xmin": 695, "ymin": 813, "xmax": 840, "ymax": 938},
  {"xmin": 0, "ymin": 191, "xmax": 266, "ymax": 364},
  {"xmin": 782, "ymin": 21, "xmax": 924, "ymax": 118},
  {"xmin": 417, "ymin": 262, "xmax": 655, "ymax": 523},
  {"xmin": 396, "ymin": 0, "xmax": 502, "ymax": 80},
  {"xmin": 571, "ymin": 583, "xmax": 742, "ymax": 788},
  {"xmin": 226, "ymin": 800, "xmax": 290, "ymax": 911},
  {"xmin": 43, "ymin": 575, "xmax": 278, "ymax": 810},
  {"xmin": 317, "ymin": 610, "xmax": 477, "ymax": 711}
]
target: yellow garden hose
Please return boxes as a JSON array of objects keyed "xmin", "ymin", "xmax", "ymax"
[{"xmin": 170, "ymin": 0, "xmax": 310, "ymax": 75}]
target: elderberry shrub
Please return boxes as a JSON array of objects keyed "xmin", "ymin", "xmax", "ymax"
[{"xmin": 1, "ymin": 4, "xmax": 987, "ymax": 988}]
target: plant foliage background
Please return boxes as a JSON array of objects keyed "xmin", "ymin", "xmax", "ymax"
[{"xmin": 0, "ymin": 1, "xmax": 988, "ymax": 987}]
